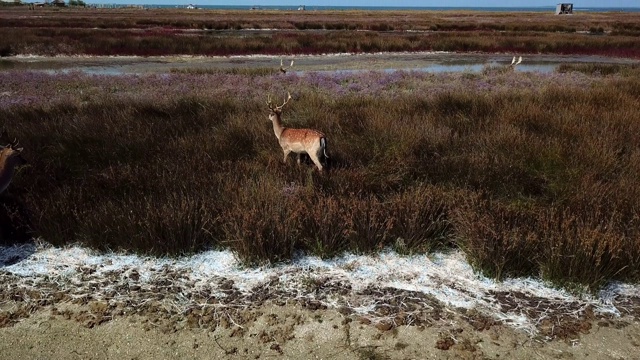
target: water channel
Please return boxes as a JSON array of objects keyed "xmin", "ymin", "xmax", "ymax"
[{"xmin": 1, "ymin": 52, "xmax": 638, "ymax": 75}]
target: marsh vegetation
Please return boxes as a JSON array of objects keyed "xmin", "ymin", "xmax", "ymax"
[
  {"xmin": 1, "ymin": 8, "xmax": 640, "ymax": 57},
  {"xmin": 1, "ymin": 63, "xmax": 639, "ymax": 291}
]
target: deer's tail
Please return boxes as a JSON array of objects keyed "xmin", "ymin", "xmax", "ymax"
[{"xmin": 320, "ymin": 137, "xmax": 329, "ymax": 159}]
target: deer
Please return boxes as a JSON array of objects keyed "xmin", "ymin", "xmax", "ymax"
[
  {"xmin": 0, "ymin": 135, "xmax": 27, "ymax": 195},
  {"xmin": 267, "ymin": 92, "xmax": 329, "ymax": 172},
  {"xmin": 482, "ymin": 56, "xmax": 523, "ymax": 76},
  {"xmin": 279, "ymin": 59, "xmax": 294, "ymax": 74},
  {"xmin": 509, "ymin": 56, "xmax": 523, "ymax": 70}
]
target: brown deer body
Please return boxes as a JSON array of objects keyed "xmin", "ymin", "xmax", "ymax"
[
  {"xmin": 0, "ymin": 137, "xmax": 27, "ymax": 194},
  {"xmin": 267, "ymin": 93, "xmax": 328, "ymax": 171}
]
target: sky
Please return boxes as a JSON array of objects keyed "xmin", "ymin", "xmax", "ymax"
[{"xmin": 83, "ymin": 0, "xmax": 639, "ymax": 8}]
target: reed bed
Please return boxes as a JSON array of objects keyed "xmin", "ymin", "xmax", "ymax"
[
  {"xmin": 1, "ymin": 66, "xmax": 639, "ymax": 291},
  {"xmin": 2, "ymin": 7, "xmax": 639, "ymax": 33},
  {"xmin": 2, "ymin": 28, "xmax": 639, "ymax": 58},
  {"xmin": 1, "ymin": 8, "xmax": 640, "ymax": 57}
]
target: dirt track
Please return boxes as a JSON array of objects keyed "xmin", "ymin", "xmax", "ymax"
[
  {"xmin": 2, "ymin": 302, "xmax": 640, "ymax": 360},
  {"xmin": 1, "ymin": 250, "xmax": 639, "ymax": 360}
]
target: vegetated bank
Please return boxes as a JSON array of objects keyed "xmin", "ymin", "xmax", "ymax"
[
  {"xmin": 1, "ymin": 7, "xmax": 640, "ymax": 57},
  {"xmin": 1, "ymin": 63, "xmax": 639, "ymax": 291}
]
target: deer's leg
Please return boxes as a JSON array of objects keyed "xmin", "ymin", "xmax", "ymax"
[
  {"xmin": 308, "ymin": 152, "xmax": 324, "ymax": 172},
  {"xmin": 283, "ymin": 149, "xmax": 291, "ymax": 164}
]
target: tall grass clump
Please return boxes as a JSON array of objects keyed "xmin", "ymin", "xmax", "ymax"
[
  {"xmin": 220, "ymin": 174, "xmax": 304, "ymax": 265},
  {"xmin": 453, "ymin": 196, "xmax": 541, "ymax": 280},
  {"xmin": 386, "ymin": 185, "xmax": 453, "ymax": 255},
  {"xmin": 538, "ymin": 208, "xmax": 640, "ymax": 292},
  {"xmin": 298, "ymin": 194, "xmax": 354, "ymax": 259},
  {"xmin": 1, "ymin": 67, "xmax": 639, "ymax": 290}
]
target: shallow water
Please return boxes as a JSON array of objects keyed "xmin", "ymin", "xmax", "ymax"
[
  {"xmin": 2, "ymin": 53, "xmax": 637, "ymax": 76},
  {"xmin": 418, "ymin": 62, "xmax": 558, "ymax": 73},
  {"xmin": 40, "ymin": 61, "xmax": 559, "ymax": 75},
  {"xmin": 320, "ymin": 62, "xmax": 559, "ymax": 74}
]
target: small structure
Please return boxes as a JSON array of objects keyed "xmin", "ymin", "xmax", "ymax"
[
  {"xmin": 556, "ymin": 3, "xmax": 573, "ymax": 15},
  {"xmin": 297, "ymin": 5, "xmax": 305, "ymax": 10}
]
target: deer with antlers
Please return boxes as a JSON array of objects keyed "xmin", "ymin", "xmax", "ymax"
[
  {"xmin": 509, "ymin": 56, "xmax": 523, "ymax": 70},
  {"xmin": 483, "ymin": 56, "xmax": 524, "ymax": 76},
  {"xmin": 0, "ymin": 133, "xmax": 27, "ymax": 194},
  {"xmin": 267, "ymin": 92, "xmax": 329, "ymax": 172},
  {"xmin": 279, "ymin": 59, "xmax": 294, "ymax": 74}
]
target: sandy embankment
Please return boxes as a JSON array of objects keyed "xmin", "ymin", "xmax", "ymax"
[
  {"xmin": 1, "ymin": 242, "xmax": 640, "ymax": 359},
  {"xmin": 1, "ymin": 302, "xmax": 640, "ymax": 360}
]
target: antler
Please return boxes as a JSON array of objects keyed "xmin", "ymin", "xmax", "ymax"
[
  {"xmin": 279, "ymin": 59, "xmax": 294, "ymax": 74},
  {"xmin": 279, "ymin": 92, "xmax": 292, "ymax": 109},
  {"xmin": 267, "ymin": 94, "xmax": 276, "ymax": 111},
  {"xmin": 267, "ymin": 92, "xmax": 292, "ymax": 111},
  {"xmin": 509, "ymin": 56, "xmax": 523, "ymax": 67},
  {"xmin": 0, "ymin": 130, "xmax": 20, "ymax": 150},
  {"xmin": 9, "ymin": 138, "xmax": 20, "ymax": 149}
]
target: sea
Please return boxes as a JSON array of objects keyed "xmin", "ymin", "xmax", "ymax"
[{"xmin": 104, "ymin": 4, "xmax": 640, "ymax": 12}]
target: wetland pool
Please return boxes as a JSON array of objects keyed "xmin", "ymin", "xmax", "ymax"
[{"xmin": 2, "ymin": 52, "xmax": 638, "ymax": 75}]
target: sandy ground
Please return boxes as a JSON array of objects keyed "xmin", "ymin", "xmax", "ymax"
[
  {"xmin": 1, "ymin": 302, "xmax": 640, "ymax": 360},
  {"xmin": 2, "ymin": 244, "xmax": 639, "ymax": 360}
]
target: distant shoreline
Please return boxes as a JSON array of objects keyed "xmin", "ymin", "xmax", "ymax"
[{"xmin": 85, "ymin": 4, "xmax": 640, "ymax": 12}]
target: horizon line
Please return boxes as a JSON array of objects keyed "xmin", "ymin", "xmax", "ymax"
[{"xmin": 80, "ymin": 3, "xmax": 640, "ymax": 8}]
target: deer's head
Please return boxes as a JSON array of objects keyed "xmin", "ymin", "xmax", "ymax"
[
  {"xmin": 0, "ymin": 138, "xmax": 26, "ymax": 167},
  {"xmin": 510, "ymin": 56, "xmax": 523, "ymax": 68},
  {"xmin": 279, "ymin": 59, "xmax": 294, "ymax": 74},
  {"xmin": 266, "ymin": 92, "xmax": 292, "ymax": 122}
]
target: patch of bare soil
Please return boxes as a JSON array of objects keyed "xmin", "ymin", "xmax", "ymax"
[
  {"xmin": 1, "ymin": 301, "xmax": 640, "ymax": 360},
  {"xmin": 1, "ymin": 264, "xmax": 640, "ymax": 360}
]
